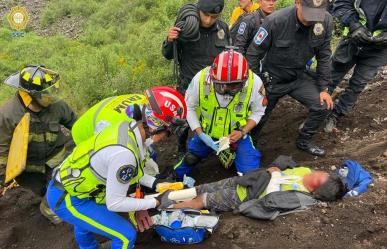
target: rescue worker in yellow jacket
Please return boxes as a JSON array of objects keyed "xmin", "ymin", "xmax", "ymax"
[
  {"xmin": 229, "ymin": 0, "xmax": 260, "ymax": 28},
  {"xmin": 46, "ymin": 88, "xmax": 187, "ymax": 249},
  {"xmin": 174, "ymin": 49, "xmax": 266, "ymax": 179}
]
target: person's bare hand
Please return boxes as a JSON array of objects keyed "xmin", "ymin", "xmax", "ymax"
[
  {"xmin": 229, "ymin": 130, "xmax": 243, "ymax": 144},
  {"xmin": 320, "ymin": 92, "xmax": 334, "ymax": 110},
  {"xmin": 167, "ymin": 27, "xmax": 181, "ymax": 42},
  {"xmin": 266, "ymin": 166, "xmax": 281, "ymax": 174}
]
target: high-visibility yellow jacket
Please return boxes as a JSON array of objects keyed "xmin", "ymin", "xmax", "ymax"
[{"xmin": 229, "ymin": 2, "xmax": 260, "ymax": 28}]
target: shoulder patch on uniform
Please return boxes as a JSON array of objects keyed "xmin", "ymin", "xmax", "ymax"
[
  {"xmin": 253, "ymin": 27, "xmax": 268, "ymax": 45},
  {"xmin": 116, "ymin": 165, "xmax": 137, "ymax": 184},
  {"xmin": 238, "ymin": 22, "xmax": 247, "ymax": 35}
]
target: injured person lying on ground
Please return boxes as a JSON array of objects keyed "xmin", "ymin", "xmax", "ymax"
[{"xmin": 167, "ymin": 156, "xmax": 372, "ymax": 220}]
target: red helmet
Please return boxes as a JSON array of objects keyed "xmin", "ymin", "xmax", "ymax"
[
  {"xmin": 144, "ymin": 86, "xmax": 187, "ymax": 129},
  {"xmin": 210, "ymin": 49, "xmax": 249, "ymax": 95}
]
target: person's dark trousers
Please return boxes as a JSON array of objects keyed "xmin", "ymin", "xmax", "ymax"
[
  {"xmin": 329, "ymin": 40, "xmax": 387, "ymax": 117},
  {"xmin": 251, "ymin": 73, "xmax": 329, "ymax": 145},
  {"xmin": 176, "ymin": 77, "xmax": 190, "ymax": 155},
  {"xmin": 15, "ymin": 171, "xmax": 50, "ymax": 197}
]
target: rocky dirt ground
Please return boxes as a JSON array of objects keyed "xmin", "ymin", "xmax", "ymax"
[{"xmin": 0, "ymin": 69, "xmax": 386, "ymax": 249}]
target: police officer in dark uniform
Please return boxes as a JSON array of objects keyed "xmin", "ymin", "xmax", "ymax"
[
  {"xmin": 162, "ymin": 0, "xmax": 230, "ymax": 155},
  {"xmin": 231, "ymin": 0, "xmax": 277, "ymax": 54},
  {"xmin": 246, "ymin": 0, "xmax": 334, "ymax": 156},
  {"xmin": 162, "ymin": 0, "xmax": 231, "ymax": 95},
  {"xmin": 324, "ymin": 0, "xmax": 387, "ymax": 132}
]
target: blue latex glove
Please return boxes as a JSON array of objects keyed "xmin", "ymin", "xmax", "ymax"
[{"xmin": 198, "ymin": 132, "xmax": 219, "ymax": 152}]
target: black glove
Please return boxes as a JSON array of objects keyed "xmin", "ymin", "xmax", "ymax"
[
  {"xmin": 169, "ymin": 121, "xmax": 189, "ymax": 137},
  {"xmin": 155, "ymin": 190, "xmax": 174, "ymax": 210},
  {"xmin": 371, "ymin": 31, "xmax": 387, "ymax": 46},
  {"xmin": 349, "ymin": 23, "xmax": 373, "ymax": 44}
]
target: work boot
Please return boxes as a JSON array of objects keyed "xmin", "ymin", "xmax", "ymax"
[
  {"xmin": 296, "ymin": 140, "xmax": 326, "ymax": 156},
  {"xmin": 39, "ymin": 196, "xmax": 62, "ymax": 225},
  {"xmin": 324, "ymin": 113, "xmax": 338, "ymax": 133}
]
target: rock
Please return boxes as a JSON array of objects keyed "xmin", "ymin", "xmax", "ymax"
[
  {"xmin": 321, "ymin": 209, "xmax": 327, "ymax": 214},
  {"xmin": 331, "ymin": 165, "xmax": 337, "ymax": 171},
  {"xmin": 227, "ymin": 233, "xmax": 234, "ymax": 240},
  {"xmin": 231, "ymin": 244, "xmax": 242, "ymax": 249},
  {"xmin": 383, "ymin": 150, "xmax": 387, "ymax": 157},
  {"xmin": 321, "ymin": 217, "xmax": 330, "ymax": 224},
  {"xmin": 211, "ymin": 242, "xmax": 217, "ymax": 247}
]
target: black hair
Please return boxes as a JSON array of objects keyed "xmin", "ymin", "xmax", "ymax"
[{"xmin": 313, "ymin": 174, "xmax": 347, "ymax": 202}]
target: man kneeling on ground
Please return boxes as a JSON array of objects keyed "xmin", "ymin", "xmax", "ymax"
[{"xmin": 172, "ymin": 157, "xmax": 347, "ymax": 216}]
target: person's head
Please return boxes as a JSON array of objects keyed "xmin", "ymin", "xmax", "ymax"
[
  {"xmin": 303, "ymin": 171, "xmax": 347, "ymax": 201},
  {"xmin": 238, "ymin": 0, "xmax": 253, "ymax": 11},
  {"xmin": 142, "ymin": 86, "xmax": 187, "ymax": 135},
  {"xmin": 210, "ymin": 48, "xmax": 249, "ymax": 96},
  {"xmin": 197, "ymin": 0, "xmax": 224, "ymax": 28},
  {"xmin": 295, "ymin": 0, "xmax": 327, "ymax": 26},
  {"xmin": 4, "ymin": 65, "xmax": 60, "ymax": 109},
  {"xmin": 260, "ymin": 0, "xmax": 277, "ymax": 15}
]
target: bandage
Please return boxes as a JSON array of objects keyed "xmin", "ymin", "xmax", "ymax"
[{"xmin": 145, "ymin": 188, "xmax": 198, "ymax": 202}]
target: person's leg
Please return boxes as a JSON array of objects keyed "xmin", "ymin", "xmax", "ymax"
[
  {"xmin": 15, "ymin": 172, "xmax": 47, "ymax": 196},
  {"xmin": 328, "ymin": 39, "xmax": 357, "ymax": 94},
  {"xmin": 173, "ymin": 134, "xmax": 213, "ymax": 180},
  {"xmin": 196, "ymin": 176, "xmax": 239, "ymax": 194},
  {"xmin": 234, "ymin": 135, "xmax": 261, "ymax": 174},
  {"xmin": 334, "ymin": 47, "xmax": 387, "ymax": 116},
  {"xmin": 46, "ymin": 181, "xmax": 137, "ymax": 249},
  {"xmin": 290, "ymin": 76, "xmax": 329, "ymax": 156},
  {"xmin": 174, "ymin": 185, "xmax": 242, "ymax": 212}
]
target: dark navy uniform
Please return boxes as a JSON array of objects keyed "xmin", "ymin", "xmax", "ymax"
[
  {"xmin": 246, "ymin": 6, "xmax": 333, "ymax": 152},
  {"xmin": 162, "ymin": 20, "xmax": 230, "ymax": 95},
  {"xmin": 327, "ymin": 0, "xmax": 387, "ymax": 120},
  {"xmin": 232, "ymin": 9, "xmax": 267, "ymax": 54}
]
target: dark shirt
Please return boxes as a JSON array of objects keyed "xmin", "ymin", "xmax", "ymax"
[
  {"xmin": 246, "ymin": 6, "xmax": 333, "ymax": 90},
  {"xmin": 162, "ymin": 20, "xmax": 231, "ymax": 89},
  {"xmin": 233, "ymin": 9, "xmax": 267, "ymax": 55},
  {"xmin": 333, "ymin": 0, "xmax": 387, "ymax": 32},
  {"xmin": 0, "ymin": 94, "xmax": 77, "ymax": 169}
]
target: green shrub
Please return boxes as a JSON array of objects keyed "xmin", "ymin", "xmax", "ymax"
[{"xmin": 0, "ymin": 0, "xmax": 334, "ymax": 114}]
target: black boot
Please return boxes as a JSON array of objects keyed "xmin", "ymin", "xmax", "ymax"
[{"xmin": 296, "ymin": 139, "xmax": 326, "ymax": 156}]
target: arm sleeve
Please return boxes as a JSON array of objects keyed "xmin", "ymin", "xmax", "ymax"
[
  {"xmin": 185, "ymin": 73, "xmax": 201, "ymax": 131},
  {"xmin": 247, "ymin": 74, "xmax": 266, "ymax": 124},
  {"xmin": 139, "ymin": 173, "xmax": 156, "ymax": 189},
  {"xmin": 59, "ymin": 101, "xmax": 77, "ymax": 129},
  {"xmin": 246, "ymin": 19, "xmax": 273, "ymax": 75},
  {"xmin": 162, "ymin": 40, "xmax": 174, "ymax": 60},
  {"xmin": 0, "ymin": 114, "xmax": 14, "ymax": 176},
  {"xmin": 315, "ymin": 16, "xmax": 334, "ymax": 90},
  {"xmin": 234, "ymin": 19, "xmax": 253, "ymax": 55},
  {"xmin": 105, "ymin": 148, "xmax": 157, "ymax": 212},
  {"xmin": 332, "ymin": 0, "xmax": 359, "ymax": 27}
]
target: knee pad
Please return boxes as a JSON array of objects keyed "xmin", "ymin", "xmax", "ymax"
[{"xmin": 183, "ymin": 152, "xmax": 201, "ymax": 166}]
